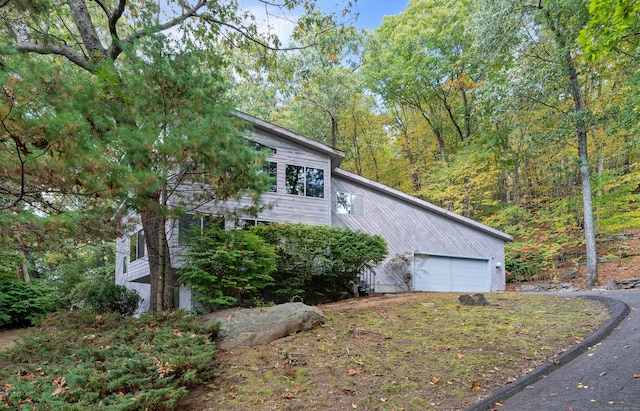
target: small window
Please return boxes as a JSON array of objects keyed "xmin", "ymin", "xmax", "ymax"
[
  {"xmin": 238, "ymin": 219, "xmax": 270, "ymax": 230},
  {"xmin": 249, "ymin": 141, "xmax": 276, "ymax": 155},
  {"xmin": 130, "ymin": 229, "xmax": 145, "ymax": 261},
  {"xmin": 285, "ymin": 165, "xmax": 324, "ymax": 198},
  {"xmin": 336, "ymin": 192, "xmax": 364, "ymax": 217},
  {"xmin": 336, "ymin": 192, "xmax": 351, "ymax": 215},
  {"xmin": 263, "ymin": 161, "xmax": 277, "ymax": 192}
]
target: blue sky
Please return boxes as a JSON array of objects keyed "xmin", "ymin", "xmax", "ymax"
[
  {"xmin": 238, "ymin": 0, "xmax": 409, "ymax": 40},
  {"xmin": 322, "ymin": 0, "xmax": 409, "ymax": 30}
]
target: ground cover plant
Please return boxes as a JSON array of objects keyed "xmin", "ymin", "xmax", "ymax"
[
  {"xmin": 0, "ymin": 310, "xmax": 218, "ymax": 410},
  {"xmin": 181, "ymin": 293, "xmax": 608, "ymax": 411}
]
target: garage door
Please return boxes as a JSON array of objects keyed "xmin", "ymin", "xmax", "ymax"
[{"xmin": 413, "ymin": 254, "xmax": 489, "ymax": 292}]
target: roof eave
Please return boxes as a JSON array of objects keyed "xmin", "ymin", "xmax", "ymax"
[{"xmin": 235, "ymin": 110, "xmax": 345, "ymax": 169}]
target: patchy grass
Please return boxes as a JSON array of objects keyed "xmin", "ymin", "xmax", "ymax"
[{"xmin": 182, "ymin": 293, "xmax": 608, "ymax": 411}]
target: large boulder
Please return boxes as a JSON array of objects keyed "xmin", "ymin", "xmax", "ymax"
[{"xmin": 200, "ymin": 302, "xmax": 325, "ymax": 351}]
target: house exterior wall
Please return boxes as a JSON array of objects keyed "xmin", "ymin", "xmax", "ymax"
[
  {"xmin": 115, "ymin": 121, "xmax": 338, "ymax": 312},
  {"xmin": 115, "ymin": 220, "xmax": 151, "ymax": 312},
  {"xmin": 331, "ymin": 170, "xmax": 508, "ymax": 293}
]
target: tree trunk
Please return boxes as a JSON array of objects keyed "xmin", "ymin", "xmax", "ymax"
[
  {"xmin": 139, "ymin": 195, "xmax": 176, "ymax": 311},
  {"xmin": 14, "ymin": 231, "xmax": 31, "ymax": 283},
  {"xmin": 565, "ymin": 53, "xmax": 598, "ymax": 287},
  {"xmin": 330, "ymin": 114, "xmax": 338, "ymax": 148}
]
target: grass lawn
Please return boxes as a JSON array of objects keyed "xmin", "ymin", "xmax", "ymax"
[
  {"xmin": 1, "ymin": 292, "xmax": 608, "ymax": 410},
  {"xmin": 180, "ymin": 292, "xmax": 608, "ymax": 410}
]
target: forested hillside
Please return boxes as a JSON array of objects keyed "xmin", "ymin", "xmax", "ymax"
[
  {"xmin": 231, "ymin": 0, "xmax": 640, "ymax": 286},
  {"xmin": 0, "ymin": 0, "xmax": 638, "ymax": 297}
]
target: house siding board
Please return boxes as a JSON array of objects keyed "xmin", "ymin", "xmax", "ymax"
[{"xmin": 331, "ymin": 174, "xmax": 506, "ymax": 292}]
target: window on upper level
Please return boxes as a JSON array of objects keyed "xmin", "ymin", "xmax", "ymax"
[
  {"xmin": 285, "ymin": 165, "xmax": 324, "ymax": 198},
  {"xmin": 262, "ymin": 161, "xmax": 277, "ymax": 192},
  {"xmin": 336, "ymin": 192, "xmax": 365, "ymax": 217},
  {"xmin": 179, "ymin": 214, "xmax": 225, "ymax": 245},
  {"xmin": 249, "ymin": 141, "xmax": 276, "ymax": 155},
  {"xmin": 130, "ymin": 229, "xmax": 146, "ymax": 261}
]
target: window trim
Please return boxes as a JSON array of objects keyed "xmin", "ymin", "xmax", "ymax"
[
  {"xmin": 285, "ymin": 164, "xmax": 325, "ymax": 198},
  {"xmin": 130, "ymin": 229, "xmax": 146, "ymax": 261},
  {"xmin": 336, "ymin": 192, "xmax": 365, "ymax": 217}
]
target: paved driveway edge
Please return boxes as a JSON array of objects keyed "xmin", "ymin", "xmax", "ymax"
[{"xmin": 463, "ymin": 295, "xmax": 630, "ymax": 411}]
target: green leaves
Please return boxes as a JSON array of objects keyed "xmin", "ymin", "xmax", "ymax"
[
  {"xmin": 0, "ymin": 310, "xmax": 218, "ymax": 409},
  {"xmin": 579, "ymin": 0, "xmax": 640, "ymax": 59},
  {"xmin": 179, "ymin": 225, "xmax": 278, "ymax": 310},
  {"xmin": 0, "ymin": 279, "xmax": 61, "ymax": 326},
  {"xmin": 251, "ymin": 223, "xmax": 388, "ymax": 304}
]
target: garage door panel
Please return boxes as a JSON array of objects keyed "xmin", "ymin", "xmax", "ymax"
[{"xmin": 413, "ymin": 254, "xmax": 489, "ymax": 292}]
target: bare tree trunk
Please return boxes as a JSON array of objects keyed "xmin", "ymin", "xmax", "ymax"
[
  {"xmin": 566, "ymin": 54, "xmax": 598, "ymax": 287},
  {"xmin": 14, "ymin": 231, "xmax": 31, "ymax": 283}
]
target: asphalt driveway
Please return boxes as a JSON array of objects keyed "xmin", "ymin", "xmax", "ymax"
[{"xmin": 466, "ymin": 289, "xmax": 640, "ymax": 411}]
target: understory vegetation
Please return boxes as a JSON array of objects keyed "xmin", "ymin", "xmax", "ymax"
[
  {"xmin": 0, "ymin": 311, "xmax": 218, "ymax": 410},
  {"xmin": 0, "ymin": 294, "xmax": 607, "ymax": 410}
]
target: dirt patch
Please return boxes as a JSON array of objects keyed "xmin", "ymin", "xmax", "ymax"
[{"xmin": 0, "ymin": 328, "xmax": 23, "ymax": 352}]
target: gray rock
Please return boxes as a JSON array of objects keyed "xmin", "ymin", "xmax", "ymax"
[
  {"xmin": 518, "ymin": 283, "xmax": 580, "ymax": 292},
  {"xmin": 458, "ymin": 293, "xmax": 494, "ymax": 306},
  {"xmin": 559, "ymin": 270, "xmax": 577, "ymax": 281},
  {"xmin": 200, "ymin": 302, "xmax": 325, "ymax": 351}
]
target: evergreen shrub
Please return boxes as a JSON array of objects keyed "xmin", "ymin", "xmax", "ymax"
[
  {"xmin": 179, "ymin": 225, "xmax": 278, "ymax": 310},
  {"xmin": 83, "ymin": 282, "xmax": 141, "ymax": 315},
  {"xmin": 0, "ymin": 279, "xmax": 60, "ymax": 327},
  {"xmin": 251, "ymin": 223, "xmax": 388, "ymax": 304},
  {"xmin": 0, "ymin": 310, "xmax": 218, "ymax": 410}
]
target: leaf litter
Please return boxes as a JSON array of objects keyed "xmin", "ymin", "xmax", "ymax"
[{"xmin": 180, "ymin": 292, "xmax": 608, "ymax": 410}]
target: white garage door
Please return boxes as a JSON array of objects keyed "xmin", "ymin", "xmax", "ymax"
[{"xmin": 413, "ymin": 254, "xmax": 490, "ymax": 292}]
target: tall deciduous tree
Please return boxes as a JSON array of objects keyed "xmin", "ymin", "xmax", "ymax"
[
  {"xmin": 364, "ymin": 0, "xmax": 478, "ymax": 164},
  {"xmin": 472, "ymin": 0, "xmax": 600, "ymax": 286}
]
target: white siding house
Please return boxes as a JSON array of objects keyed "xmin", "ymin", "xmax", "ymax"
[{"xmin": 116, "ymin": 112, "xmax": 511, "ymax": 312}]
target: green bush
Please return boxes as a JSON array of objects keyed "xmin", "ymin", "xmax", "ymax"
[
  {"xmin": 0, "ymin": 310, "xmax": 218, "ymax": 410},
  {"xmin": 83, "ymin": 282, "xmax": 141, "ymax": 315},
  {"xmin": 251, "ymin": 223, "xmax": 388, "ymax": 304},
  {"xmin": 504, "ymin": 235, "xmax": 565, "ymax": 283},
  {"xmin": 0, "ymin": 279, "xmax": 61, "ymax": 327},
  {"xmin": 179, "ymin": 225, "xmax": 277, "ymax": 310}
]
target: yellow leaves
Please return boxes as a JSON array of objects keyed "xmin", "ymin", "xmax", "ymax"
[
  {"xmin": 430, "ymin": 376, "xmax": 440, "ymax": 385},
  {"xmin": 471, "ymin": 380, "xmax": 481, "ymax": 391}
]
